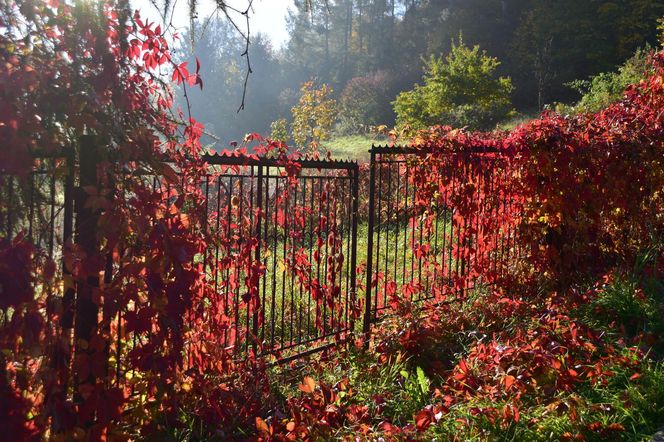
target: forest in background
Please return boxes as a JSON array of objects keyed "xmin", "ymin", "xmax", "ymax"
[{"xmin": 177, "ymin": 0, "xmax": 664, "ymax": 147}]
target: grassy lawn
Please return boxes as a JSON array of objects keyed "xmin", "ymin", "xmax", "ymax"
[{"xmin": 320, "ymin": 134, "xmax": 388, "ymax": 162}]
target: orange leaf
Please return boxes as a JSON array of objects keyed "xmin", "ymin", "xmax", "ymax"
[
  {"xmin": 255, "ymin": 417, "xmax": 269, "ymax": 435},
  {"xmin": 504, "ymin": 374, "xmax": 516, "ymax": 390},
  {"xmin": 299, "ymin": 376, "xmax": 316, "ymax": 394}
]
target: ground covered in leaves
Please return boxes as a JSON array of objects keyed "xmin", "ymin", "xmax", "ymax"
[{"xmin": 157, "ymin": 247, "xmax": 664, "ymax": 441}]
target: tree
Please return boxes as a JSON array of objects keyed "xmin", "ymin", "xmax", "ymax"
[
  {"xmin": 393, "ymin": 37, "xmax": 514, "ymax": 131},
  {"xmin": 177, "ymin": 19, "xmax": 285, "ymax": 146},
  {"xmin": 270, "ymin": 118, "xmax": 290, "ymax": 142},
  {"xmin": 291, "ymin": 81, "xmax": 338, "ymax": 150}
]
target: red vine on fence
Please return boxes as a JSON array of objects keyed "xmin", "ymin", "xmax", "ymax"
[{"xmin": 1, "ymin": 0, "xmax": 663, "ymax": 438}]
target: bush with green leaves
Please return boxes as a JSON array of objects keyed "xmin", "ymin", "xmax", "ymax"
[
  {"xmin": 562, "ymin": 47, "xmax": 655, "ymax": 114},
  {"xmin": 393, "ymin": 37, "xmax": 515, "ymax": 131}
]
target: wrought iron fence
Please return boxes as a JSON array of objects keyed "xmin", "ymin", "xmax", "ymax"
[
  {"xmin": 191, "ymin": 153, "xmax": 360, "ymax": 363},
  {"xmin": 0, "ymin": 150, "xmax": 73, "ymax": 265},
  {"xmin": 363, "ymin": 145, "xmax": 521, "ymax": 331},
  {"xmin": 2, "ymin": 143, "xmax": 522, "ymax": 369}
]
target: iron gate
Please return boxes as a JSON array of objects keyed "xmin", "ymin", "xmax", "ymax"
[{"xmin": 363, "ymin": 145, "xmax": 520, "ymax": 333}]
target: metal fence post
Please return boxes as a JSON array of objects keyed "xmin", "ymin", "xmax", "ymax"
[
  {"xmin": 56, "ymin": 147, "xmax": 76, "ymax": 399},
  {"xmin": 73, "ymin": 135, "xmax": 102, "ymax": 404},
  {"xmin": 363, "ymin": 148, "xmax": 377, "ymax": 345},
  {"xmin": 252, "ymin": 165, "xmax": 263, "ymax": 355},
  {"xmin": 349, "ymin": 164, "xmax": 359, "ymax": 339}
]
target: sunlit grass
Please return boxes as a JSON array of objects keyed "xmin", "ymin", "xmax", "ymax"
[{"xmin": 321, "ymin": 134, "xmax": 387, "ymax": 162}]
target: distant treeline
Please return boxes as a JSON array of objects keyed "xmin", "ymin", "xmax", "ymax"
[{"xmin": 177, "ymin": 0, "xmax": 663, "ymax": 145}]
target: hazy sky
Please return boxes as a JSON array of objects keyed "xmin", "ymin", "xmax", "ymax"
[{"xmin": 131, "ymin": 0, "xmax": 295, "ymax": 48}]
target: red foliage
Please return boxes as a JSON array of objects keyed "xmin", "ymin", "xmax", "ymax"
[{"xmin": 1, "ymin": 0, "xmax": 663, "ymax": 438}]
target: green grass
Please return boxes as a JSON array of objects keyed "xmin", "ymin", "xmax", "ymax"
[
  {"xmin": 268, "ymin": 349, "xmax": 434, "ymax": 429},
  {"xmin": 495, "ymin": 111, "xmax": 541, "ymax": 131},
  {"xmin": 201, "ymin": 206, "xmax": 506, "ymax": 359},
  {"xmin": 320, "ymin": 134, "xmax": 387, "ymax": 162}
]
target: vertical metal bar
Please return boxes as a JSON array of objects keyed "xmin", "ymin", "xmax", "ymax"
[
  {"xmin": 252, "ymin": 165, "xmax": 263, "ymax": 354},
  {"xmin": 235, "ymin": 177, "xmax": 243, "ymax": 353},
  {"xmin": 344, "ymin": 177, "xmax": 352, "ymax": 331},
  {"xmin": 349, "ymin": 166, "xmax": 359, "ymax": 338},
  {"xmin": 280, "ymin": 179, "xmax": 289, "ymax": 347},
  {"xmin": 261, "ymin": 169, "xmax": 270, "ymax": 346},
  {"xmin": 473, "ymin": 159, "xmax": 483, "ymax": 291},
  {"xmin": 269, "ymin": 174, "xmax": 278, "ymax": 350},
  {"xmin": 326, "ymin": 180, "xmax": 336, "ymax": 335},
  {"xmin": 289, "ymin": 182, "xmax": 297, "ymax": 346},
  {"xmin": 224, "ymin": 176, "xmax": 233, "ymax": 348},
  {"xmin": 48, "ymin": 164, "xmax": 56, "ymax": 257},
  {"xmin": 322, "ymin": 179, "xmax": 330, "ymax": 337},
  {"xmin": 214, "ymin": 176, "xmax": 222, "ymax": 319},
  {"xmin": 440, "ymin": 166, "xmax": 450, "ymax": 294},
  {"xmin": 28, "ymin": 172, "xmax": 34, "ymax": 241},
  {"xmin": 306, "ymin": 177, "xmax": 315, "ymax": 340},
  {"xmin": 461, "ymin": 158, "xmax": 469, "ymax": 294},
  {"xmin": 409, "ymin": 165, "xmax": 416, "ymax": 297},
  {"xmin": 296, "ymin": 178, "xmax": 306, "ymax": 345},
  {"xmin": 383, "ymin": 161, "xmax": 393, "ymax": 308},
  {"xmin": 6, "ymin": 177, "xmax": 13, "ymax": 237},
  {"xmin": 363, "ymin": 148, "xmax": 377, "ymax": 340},
  {"xmin": 417, "ymin": 168, "xmax": 424, "ymax": 296},
  {"xmin": 393, "ymin": 162, "xmax": 401, "ymax": 298},
  {"xmin": 73, "ymin": 135, "xmax": 101, "ymax": 405},
  {"xmin": 316, "ymin": 178, "xmax": 327, "ymax": 338},
  {"xmin": 448, "ymin": 163, "xmax": 457, "ymax": 290},
  {"xmin": 402, "ymin": 163, "xmax": 409, "ymax": 297},
  {"xmin": 246, "ymin": 171, "xmax": 255, "ymax": 353},
  {"xmin": 432, "ymin": 175, "xmax": 441, "ymax": 295},
  {"xmin": 60, "ymin": 147, "xmax": 76, "ymax": 394},
  {"xmin": 202, "ymin": 176, "xmax": 210, "ymax": 274},
  {"xmin": 337, "ymin": 178, "xmax": 346, "ymax": 335},
  {"xmin": 374, "ymin": 158, "xmax": 383, "ymax": 314}
]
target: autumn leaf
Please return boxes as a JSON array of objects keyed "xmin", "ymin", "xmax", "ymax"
[
  {"xmin": 255, "ymin": 417, "xmax": 270, "ymax": 435},
  {"xmin": 415, "ymin": 408, "xmax": 433, "ymax": 430},
  {"xmin": 299, "ymin": 376, "xmax": 316, "ymax": 394}
]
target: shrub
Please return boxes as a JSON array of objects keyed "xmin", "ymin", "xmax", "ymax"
[
  {"xmin": 562, "ymin": 47, "xmax": 655, "ymax": 114},
  {"xmin": 338, "ymin": 71, "xmax": 394, "ymax": 135},
  {"xmin": 393, "ymin": 37, "xmax": 515, "ymax": 131}
]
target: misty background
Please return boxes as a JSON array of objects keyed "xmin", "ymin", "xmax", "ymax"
[{"xmin": 133, "ymin": 0, "xmax": 664, "ymax": 153}]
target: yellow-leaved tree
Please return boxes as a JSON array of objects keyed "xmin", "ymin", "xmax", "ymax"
[{"xmin": 291, "ymin": 81, "xmax": 337, "ymax": 152}]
